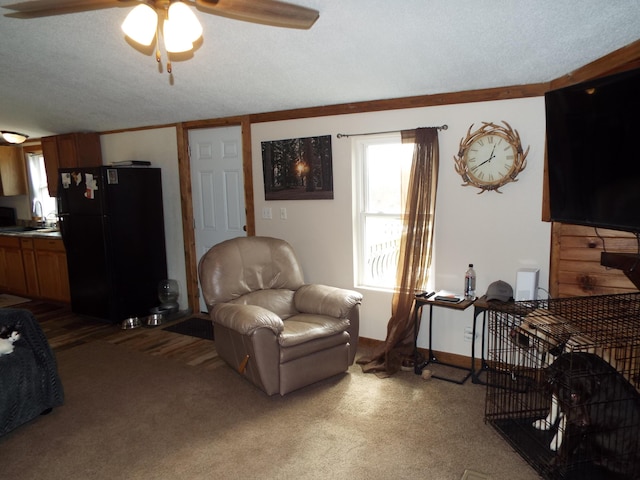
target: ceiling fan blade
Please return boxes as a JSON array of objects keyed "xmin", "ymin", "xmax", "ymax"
[
  {"xmin": 3, "ymin": 0, "xmax": 135, "ymax": 18},
  {"xmin": 195, "ymin": 0, "xmax": 318, "ymax": 30}
]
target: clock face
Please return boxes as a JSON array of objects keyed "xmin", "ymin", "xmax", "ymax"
[{"xmin": 464, "ymin": 133, "xmax": 517, "ymax": 186}]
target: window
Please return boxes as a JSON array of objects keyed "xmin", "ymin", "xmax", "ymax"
[
  {"xmin": 354, "ymin": 134, "xmax": 414, "ymax": 290},
  {"xmin": 26, "ymin": 152, "xmax": 56, "ymax": 221}
]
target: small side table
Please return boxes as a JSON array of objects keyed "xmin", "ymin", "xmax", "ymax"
[
  {"xmin": 471, "ymin": 295, "xmax": 490, "ymax": 384},
  {"xmin": 470, "ymin": 295, "xmax": 517, "ymax": 384},
  {"xmin": 413, "ymin": 295, "xmax": 475, "ymax": 384}
]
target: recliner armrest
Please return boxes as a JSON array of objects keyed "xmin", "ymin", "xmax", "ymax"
[
  {"xmin": 294, "ymin": 284, "xmax": 363, "ymax": 319},
  {"xmin": 212, "ymin": 303, "xmax": 284, "ymax": 336}
]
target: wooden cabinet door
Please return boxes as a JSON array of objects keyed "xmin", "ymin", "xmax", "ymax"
[
  {"xmin": 56, "ymin": 134, "xmax": 79, "ymax": 169},
  {"xmin": 0, "ymin": 247, "xmax": 7, "ymax": 289},
  {"xmin": 0, "ymin": 236, "xmax": 26, "ymax": 294},
  {"xmin": 20, "ymin": 238, "xmax": 40, "ymax": 297},
  {"xmin": 35, "ymin": 250, "xmax": 60, "ymax": 300},
  {"xmin": 0, "ymin": 146, "xmax": 28, "ymax": 196},
  {"xmin": 34, "ymin": 238, "xmax": 70, "ymax": 302},
  {"xmin": 42, "ymin": 133, "xmax": 103, "ymax": 197},
  {"xmin": 42, "ymin": 136, "xmax": 61, "ymax": 197},
  {"xmin": 73, "ymin": 133, "xmax": 102, "ymax": 167},
  {"xmin": 5, "ymin": 247, "xmax": 27, "ymax": 295}
]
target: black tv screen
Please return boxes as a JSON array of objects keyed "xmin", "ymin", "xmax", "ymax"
[{"xmin": 545, "ymin": 67, "xmax": 640, "ymax": 233}]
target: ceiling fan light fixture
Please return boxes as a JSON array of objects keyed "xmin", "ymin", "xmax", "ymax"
[
  {"xmin": 167, "ymin": 1, "xmax": 203, "ymax": 44},
  {"xmin": 0, "ymin": 131, "xmax": 28, "ymax": 144},
  {"xmin": 163, "ymin": 19, "xmax": 194, "ymax": 53},
  {"xmin": 122, "ymin": 3, "xmax": 158, "ymax": 46}
]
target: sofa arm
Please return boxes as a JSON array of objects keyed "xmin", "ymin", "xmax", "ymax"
[
  {"xmin": 211, "ymin": 303, "xmax": 284, "ymax": 336},
  {"xmin": 294, "ymin": 284, "xmax": 363, "ymax": 319}
]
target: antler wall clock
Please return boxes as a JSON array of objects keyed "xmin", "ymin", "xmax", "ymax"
[{"xmin": 454, "ymin": 121, "xmax": 529, "ymax": 194}]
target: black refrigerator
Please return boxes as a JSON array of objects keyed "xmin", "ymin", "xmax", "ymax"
[{"xmin": 57, "ymin": 166, "xmax": 168, "ymax": 323}]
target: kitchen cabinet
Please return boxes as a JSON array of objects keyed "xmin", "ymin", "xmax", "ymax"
[
  {"xmin": 0, "ymin": 146, "xmax": 28, "ymax": 196},
  {"xmin": 33, "ymin": 238, "xmax": 70, "ymax": 302},
  {"xmin": 20, "ymin": 237, "xmax": 40, "ymax": 297},
  {"xmin": 0, "ymin": 234, "xmax": 69, "ymax": 302},
  {"xmin": 42, "ymin": 132, "xmax": 102, "ymax": 196},
  {"xmin": 0, "ymin": 236, "xmax": 27, "ymax": 295}
]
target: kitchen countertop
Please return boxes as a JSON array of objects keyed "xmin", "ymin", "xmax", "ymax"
[{"xmin": 0, "ymin": 228, "xmax": 62, "ymax": 239}]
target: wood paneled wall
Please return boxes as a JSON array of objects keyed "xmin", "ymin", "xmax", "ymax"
[{"xmin": 550, "ymin": 222, "xmax": 639, "ymax": 298}]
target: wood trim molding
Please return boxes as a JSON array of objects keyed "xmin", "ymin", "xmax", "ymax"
[
  {"xmin": 176, "ymin": 123, "xmax": 200, "ymax": 313},
  {"xmin": 549, "ymin": 39, "xmax": 640, "ymax": 90},
  {"xmin": 177, "ymin": 116, "xmax": 255, "ymax": 313},
  {"xmin": 249, "ymin": 83, "xmax": 550, "ymax": 124},
  {"xmin": 240, "ymin": 116, "xmax": 256, "ymax": 237}
]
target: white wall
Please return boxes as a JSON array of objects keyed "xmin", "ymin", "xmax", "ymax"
[
  {"xmin": 251, "ymin": 97, "xmax": 551, "ymax": 357},
  {"xmin": 99, "ymin": 127, "xmax": 188, "ymax": 311}
]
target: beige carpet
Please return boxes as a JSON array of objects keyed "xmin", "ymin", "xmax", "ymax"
[
  {"xmin": 0, "ymin": 341, "xmax": 540, "ymax": 480},
  {"xmin": 0, "ymin": 294, "xmax": 30, "ymax": 308}
]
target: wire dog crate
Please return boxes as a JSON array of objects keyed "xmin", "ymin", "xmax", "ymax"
[{"xmin": 484, "ymin": 293, "xmax": 640, "ymax": 480}]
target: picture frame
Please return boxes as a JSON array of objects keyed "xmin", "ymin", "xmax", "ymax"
[{"xmin": 261, "ymin": 135, "xmax": 333, "ymax": 200}]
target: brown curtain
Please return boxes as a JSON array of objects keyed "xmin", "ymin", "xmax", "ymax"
[{"xmin": 358, "ymin": 127, "xmax": 439, "ymax": 376}]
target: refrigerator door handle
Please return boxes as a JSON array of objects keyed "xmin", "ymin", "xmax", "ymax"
[{"xmin": 58, "ymin": 214, "xmax": 69, "ymax": 250}]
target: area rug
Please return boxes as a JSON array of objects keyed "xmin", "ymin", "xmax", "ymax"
[
  {"xmin": 0, "ymin": 294, "xmax": 30, "ymax": 308},
  {"xmin": 162, "ymin": 316, "xmax": 214, "ymax": 340}
]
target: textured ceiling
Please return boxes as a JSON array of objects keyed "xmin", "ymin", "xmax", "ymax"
[{"xmin": 0, "ymin": 0, "xmax": 638, "ymax": 140}]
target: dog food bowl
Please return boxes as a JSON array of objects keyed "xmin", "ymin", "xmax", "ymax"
[
  {"xmin": 121, "ymin": 316, "xmax": 142, "ymax": 330},
  {"xmin": 145, "ymin": 312, "xmax": 165, "ymax": 327}
]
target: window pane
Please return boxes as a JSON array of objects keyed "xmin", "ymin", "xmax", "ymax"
[
  {"xmin": 365, "ymin": 143, "xmax": 413, "ymax": 214},
  {"xmin": 362, "ymin": 215, "xmax": 403, "ymax": 287},
  {"xmin": 356, "ymin": 137, "xmax": 416, "ymax": 290},
  {"xmin": 27, "ymin": 153, "xmax": 57, "ymax": 221}
]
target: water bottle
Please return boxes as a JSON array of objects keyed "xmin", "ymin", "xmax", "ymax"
[{"xmin": 464, "ymin": 264, "xmax": 476, "ymax": 299}]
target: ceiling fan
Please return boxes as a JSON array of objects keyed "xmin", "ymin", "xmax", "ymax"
[
  {"xmin": 3, "ymin": 0, "xmax": 319, "ymax": 29},
  {"xmin": 3, "ymin": 0, "xmax": 319, "ymax": 72}
]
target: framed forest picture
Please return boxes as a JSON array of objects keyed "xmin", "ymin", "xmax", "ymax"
[{"xmin": 261, "ymin": 135, "xmax": 334, "ymax": 200}]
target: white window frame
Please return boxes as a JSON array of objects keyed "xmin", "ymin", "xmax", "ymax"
[
  {"xmin": 26, "ymin": 151, "xmax": 57, "ymax": 222},
  {"xmin": 354, "ymin": 133, "xmax": 416, "ymax": 291}
]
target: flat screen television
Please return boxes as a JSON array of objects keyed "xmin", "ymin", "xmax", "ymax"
[{"xmin": 545, "ymin": 67, "xmax": 640, "ymax": 233}]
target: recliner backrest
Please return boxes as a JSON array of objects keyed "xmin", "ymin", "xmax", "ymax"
[{"xmin": 198, "ymin": 236, "xmax": 305, "ymax": 308}]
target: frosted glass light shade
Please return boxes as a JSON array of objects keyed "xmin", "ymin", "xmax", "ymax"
[
  {"xmin": 163, "ymin": 19, "xmax": 193, "ymax": 53},
  {"xmin": 163, "ymin": 1, "xmax": 202, "ymax": 52},
  {"xmin": 122, "ymin": 4, "xmax": 158, "ymax": 46},
  {"xmin": 167, "ymin": 2, "xmax": 202, "ymax": 43},
  {"xmin": 0, "ymin": 131, "xmax": 28, "ymax": 144}
]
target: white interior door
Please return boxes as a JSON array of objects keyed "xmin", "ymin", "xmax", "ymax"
[{"xmin": 189, "ymin": 126, "xmax": 246, "ymax": 312}]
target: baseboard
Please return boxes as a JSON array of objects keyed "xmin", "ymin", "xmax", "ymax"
[{"xmin": 358, "ymin": 336, "xmax": 481, "ymax": 370}]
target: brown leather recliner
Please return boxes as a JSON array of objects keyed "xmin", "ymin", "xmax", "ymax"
[{"xmin": 198, "ymin": 236, "xmax": 362, "ymax": 396}]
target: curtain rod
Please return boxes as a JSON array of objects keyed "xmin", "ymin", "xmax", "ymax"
[{"xmin": 336, "ymin": 124, "xmax": 448, "ymax": 139}]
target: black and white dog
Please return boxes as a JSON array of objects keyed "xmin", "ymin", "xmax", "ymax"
[
  {"xmin": 540, "ymin": 352, "xmax": 640, "ymax": 478},
  {"xmin": 510, "ymin": 309, "xmax": 640, "ymax": 449}
]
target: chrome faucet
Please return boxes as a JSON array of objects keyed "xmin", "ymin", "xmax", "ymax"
[{"xmin": 33, "ymin": 200, "xmax": 44, "ymax": 226}]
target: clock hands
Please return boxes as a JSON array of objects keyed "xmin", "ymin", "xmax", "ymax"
[{"xmin": 471, "ymin": 145, "xmax": 497, "ymax": 172}]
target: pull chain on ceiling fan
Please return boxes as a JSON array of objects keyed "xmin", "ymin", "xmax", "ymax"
[{"xmin": 3, "ymin": 0, "xmax": 319, "ymax": 74}]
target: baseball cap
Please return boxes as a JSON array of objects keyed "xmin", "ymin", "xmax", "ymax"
[{"xmin": 485, "ymin": 280, "xmax": 513, "ymax": 302}]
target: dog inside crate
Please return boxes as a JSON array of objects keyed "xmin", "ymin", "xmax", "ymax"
[{"xmin": 485, "ymin": 295, "xmax": 640, "ymax": 480}]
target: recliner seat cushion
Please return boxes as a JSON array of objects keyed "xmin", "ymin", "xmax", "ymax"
[
  {"xmin": 279, "ymin": 331, "xmax": 350, "ymax": 363},
  {"xmin": 280, "ymin": 314, "xmax": 350, "ymax": 347}
]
